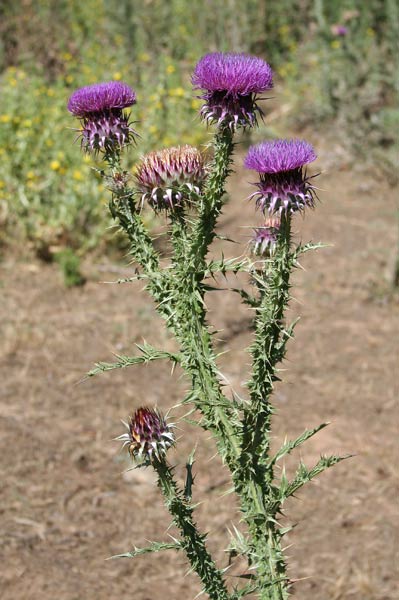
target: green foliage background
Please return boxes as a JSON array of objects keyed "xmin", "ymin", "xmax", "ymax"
[{"xmin": 0, "ymin": 0, "xmax": 397, "ymax": 257}]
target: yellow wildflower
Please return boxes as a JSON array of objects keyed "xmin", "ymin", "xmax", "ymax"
[
  {"xmin": 0, "ymin": 115, "xmax": 11, "ymax": 123},
  {"xmin": 166, "ymin": 65, "xmax": 175, "ymax": 74},
  {"xmin": 170, "ymin": 87, "xmax": 185, "ymax": 97},
  {"xmin": 73, "ymin": 170, "xmax": 84, "ymax": 181},
  {"xmin": 50, "ymin": 160, "xmax": 61, "ymax": 171}
]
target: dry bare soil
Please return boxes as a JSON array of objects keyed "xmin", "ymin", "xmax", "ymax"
[{"xmin": 1, "ymin": 147, "xmax": 398, "ymax": 599}]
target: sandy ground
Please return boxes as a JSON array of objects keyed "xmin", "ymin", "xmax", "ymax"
[{"xmin": 1, "ymin": 146, "xmax": 398, "ymax": 599}]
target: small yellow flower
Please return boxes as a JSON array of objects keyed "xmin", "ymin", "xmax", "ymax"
[
  {"xmin": 46, "ymin": 139, "xmax": 54, "ymax": 147},
  {"xmin": 139, "ymin": 52, "xmax": 150, "ymax": 63},
  {"xmin": 191, "ymin": 99, "xmax": 202, "ymax": 110},
  {"xmin": 0, "ymin": 180, "xmax": 5, "ymax": 189},
  {"xmin": 57, "ymin": 151, "xmax": 65, "ymax": 160},
  {"xmin": 65, "ymin": 74, "xmax": 74, "ymax": 84},
  {"xmin": 50, "ymin": 160, "xmax": 61, "ymax": 171},
  {"xmin": 166, "ymin": 64, "xmax": 175, "ymax": 74},
  {"xmin": 61, "ymin": 52, "xmax": 73, "ymax": 61},
  {"xmin": 113, "ymin": 71, "xmax": 122, "ymax": 81},
  {"xmin": 23, "ymin": 119, "xmax": 32, "ymax": 128},
  {"xmin": 278, "ymin": 66, "xmax": 288, "ymax": 78},
  {"xmin": 331, "ymin": 40, "xmax": 341, "ymax": 49},
  {"xmin": 149, "ymin": 125, "xmax": 158, "ymax": 134},
  {"xmin": 73, "ymin": 170, "xmax": 84, "ymax": 181},
  {"xmin": 169, "ymin": 87, "xmax": 185, "ymax": 97},
  {"xmin": 9, "ymin": 78, "xmax": 17, "ymax": 87},
  {"xmin": 26, "ymin": 171, "xmax": 36, "ymax": 180},
  {"xmin": 59, "ymin": 167, "xmax": 66, "ymax": 175},
  {"xmin": 366, "ymin": 27, "xmax": 375, "ymax": 37},
  {"xmin": 47, "ymin": 88, "xmax": 55, "ymax": 97},
  {"xmin": 0, "ymin": 115, "xmax": 11, "ymax": 123},
  {"xmin": 278, "ymin": 25, "xmax": 290, "ymax": 36}
]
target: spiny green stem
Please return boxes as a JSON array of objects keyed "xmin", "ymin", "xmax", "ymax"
[
  {"xmin": 242, "ymin": 213, "xmax": 292, "ymax": 472},
  {"xmin": 171, "ymin": 272, "xmax": 241, "ymax": 469},
  {"xmin": 191, "ymin": 127, "xmax": 235, "ymax": 268},
  {"xmin": 233, "ymin": 214, "xmax": 293, "ymax": 599},
  {"xmin": 153, "ymin": 458, "xmax": 230, "ymax": 600}
]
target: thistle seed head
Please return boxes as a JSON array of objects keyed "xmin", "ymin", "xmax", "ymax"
[{"xmin": 135, "ymin": 145, "xmax": 206, "ymax": 210}]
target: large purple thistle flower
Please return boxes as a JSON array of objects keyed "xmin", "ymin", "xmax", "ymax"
[
  {"xmin": 192, "ymin": 52, "xmax": 273, "ymax": 129},
  {"xmin": 135, "ymin": 145, "xmax": 207, "ymax": 210},
  {"xmin": 115, "ymin": 407, "xmax": 174, "ymax": 465},
  {"xmin": 67, "ymin": 81, "xmax": 137, "ymax": 153},
  {"xmin": 244, "ymin": 139, "xmax": 317, "ymax": 215}
]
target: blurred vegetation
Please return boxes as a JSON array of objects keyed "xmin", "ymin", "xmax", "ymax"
[{"xmin": 0, "ymin": 0, "xmax": 397, "ymax": 262}]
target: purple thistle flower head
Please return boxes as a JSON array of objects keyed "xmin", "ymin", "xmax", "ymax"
[
  {"xmin": 251, "ymin": 219, "xmax": 281, "ymax": 257},
  {"xmin": 331, "ymin": 24, "xmax": 348, "ymax": 36},
  {"xmin": 115, "ymin": 407, "xmax": 174, "ymax": 465},
  {"xmin": 67, "ymin": 81, "xmax": 137, "ymax": 153},
  {"xmin": 192, "ymin": 52, "xmax": 273, "ymax": 129},
  {"xmin": 135, "ymin": 145, "xmax": 207, "ymax": 210},
  {"xmin": 244, "ymin": 139, "xmax": 317, "ymax": 216}
]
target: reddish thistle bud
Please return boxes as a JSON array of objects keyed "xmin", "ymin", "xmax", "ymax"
[
  {"xmin": 116, "ymin": 407, "xmax": 174, "ymax": 465},
  {"xmin": 251, "ymin": 219, "xmax": 281, "ymax": 257}
]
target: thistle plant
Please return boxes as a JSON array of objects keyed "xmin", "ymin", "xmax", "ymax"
[{"xmin": 68, "ymin": 55, "xmax": 348, "ymax": 599}]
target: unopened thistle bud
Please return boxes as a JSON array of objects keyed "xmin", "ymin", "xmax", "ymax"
[
  {"xmin": 244, "ymin": 139, "xmax": 317, "ymax": 215},
  {"xmin": 116, "ymin": 407, "xmax": 174, "ymax": 465},
  {"xmin": 135, "ymin": 145, "xmax": 206, "ymax": 210},
  {"xmin": 251, "ymin": 219, "xmax": 281, "ymax": 256},
  {"xmin": 67, "ymin": 81, "xmax": 137, "ymax": 153},
  {"xmin": 192, "ymin": 52, "xmax": 273, "ymax": 129}
]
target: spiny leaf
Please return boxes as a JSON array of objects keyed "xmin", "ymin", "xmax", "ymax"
[
  {"xmin": 109, "ymin": 540, "xmax": 181, "ymax": 559},
  {"xmin": 184, "ymin": 447, "xmax": 196, "ymax": 501},
  {"xmin": 268, "ymin": 423, "xmax": 330, "ymax": 467},
  {"xmin": 84, "ymin": 345, "xmax": 181, "ymax": 379},
  {"xmin": 280, "ymin": 454, "xmax": 353, "ymax": 501}
]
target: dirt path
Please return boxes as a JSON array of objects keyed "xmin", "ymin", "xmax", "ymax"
[{"xmin": 1, "ymin": 152, "xmax": 398, "ymax": 599}]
